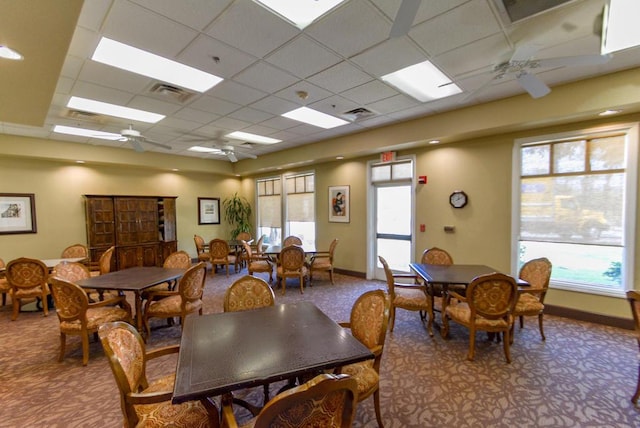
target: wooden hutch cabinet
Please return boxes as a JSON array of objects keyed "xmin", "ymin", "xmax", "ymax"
[{"xmin": 85, "ymin": 195, "xmax": 177, "ymax": 270}]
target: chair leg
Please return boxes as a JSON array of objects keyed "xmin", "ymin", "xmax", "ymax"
[
  {"xmin": 81, "ymin": 333, "xmax": 90, "ymax": 366},
  {"xmin": 58, "ymin": 333, "xmax": 66, "ymax": 362},
  {"xmin": 389, "ymin": 307, "xmax": 396, "ymax": 332},
  {"xmin": 467, "ymin": 330, "xmax": 476, "ymax": 361},
  {"xmin": 519, "ymin": 315, "xmax": 524, "ymax": 329},
  {"xmin": 42, "ymin": 293, "xmax": 49, "ymax": 317},
  {"xmin": 11, "ymin": 298, "xmax": 20, "ymax": 321},
  {"xmin": 503, "ymin": 330, "xmax": 512, "ymax": 364},
  {"xmin": 373, "ymin": 389, "xmax": 384, "ymax": 428},
  {"xmin": 538, "ymin": 314, "xmax": 546, "ymax": 341},
  {"xmin": 632, "ymin": 364, "xmax": 640, "ymax": 404}
]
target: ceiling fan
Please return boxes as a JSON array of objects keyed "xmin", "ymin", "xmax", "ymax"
[
  {"xmin": 452, "ymin": 45, "xmax": 612, "ymax": 99},
  {"xmin": 389, "ymin": 0, "xmax": 421, "ymax": 38},
  {"xmin": 115, "ymin": 125, "xmax": 172, "ymax": 153},
  {"xmin": 186, "ymin": 131, "xmax": 258, "ymax": 163}
]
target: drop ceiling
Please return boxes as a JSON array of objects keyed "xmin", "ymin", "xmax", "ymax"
[{"xmin": 1, "ymin": 0, "xmax": 639, "ymax": 163}]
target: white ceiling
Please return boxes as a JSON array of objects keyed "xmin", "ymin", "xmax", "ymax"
[{"xmin": 1, "ymin": 0, "xmax": 639, "ymax": 162}]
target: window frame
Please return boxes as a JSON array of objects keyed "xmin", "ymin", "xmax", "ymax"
[{"xmin": 511, "ymin": 122, "xmax": 638, "ymax": 298}]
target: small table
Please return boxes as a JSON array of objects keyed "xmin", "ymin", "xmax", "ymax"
[
  {"xmin": 76, "ymin": 266, "xmax": 185, "ymax": 331},
  {"xmin": 263, "ymin": 244, "xmax": 316, "ymax": 255},
  {"xmin": 172, "ymin": 302, "xmax": 373, "ymax": 406},
  {"xmin": 409, "ymin": 263, "xmax": 526, "ymax": 337}
]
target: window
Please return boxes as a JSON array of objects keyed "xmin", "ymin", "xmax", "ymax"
[
  {"xmin": 256, "ymin": 172, "xmax": 315, "ymax": 247},
  {"xmin": 513, "ymin": 124, "xmax": 638, "ymax": 296}
]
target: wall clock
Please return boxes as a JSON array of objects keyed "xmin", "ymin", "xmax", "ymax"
[{"xmin": 449, "ymin": 190, "xmax": 468, "ymax": 208}]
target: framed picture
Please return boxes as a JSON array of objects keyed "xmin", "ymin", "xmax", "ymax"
[
  {"xmin": 198, "ymin": 197, "xmax": 220, "ymax": 225},
  {"xmin": 0, "ymin": 193, "xmax": 37, "ymax": 234},
  {"xmin": 329, "ymin": 185, "xmax": 349, "ymax": 223}
]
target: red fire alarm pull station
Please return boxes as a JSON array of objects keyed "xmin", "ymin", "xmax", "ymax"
[
  {"xmin": 420, "ymin": 224, "xmax": 425, "ymax": 232},
  {"xmin": 418, "ymin": 175, "xmax": 427, "ymax": 184}
]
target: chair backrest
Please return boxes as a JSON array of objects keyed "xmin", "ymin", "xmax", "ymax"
[
  {"xmin": 209, "ymin": 238, "xmax": 231, "ymax": 259},
  {"xmin": 53, "ymin": 261, "xmax": 90, "ymax": 282},
  {"xmin": 61, "ymin": 243, "xmax": 89, "ymax": 259},
  {"xmin": 6, "ymin": 257, "xmax": 48, "ymax": 290},
  {"xmin": 235, "ymin": 231, "xmax": 251, "ymax": 242},
  {"xmin": 241, "ymin": 240, "xmax": 254, "ymax": 260},
  {"xmin": 98, "ymin": 246, "xmax": 115, "ymax": 275},
  {"xmin": 466, "ymin": 273, "xmax": 518, "ymax": 321},
  {"xmin": 328, "ymin": 238, "xmax": 339, "ymax": 259},
  {"xmin": 350, "ymin": 289, "xmax": 390, "ymax": 352},
  {"xmin": 378, "ymin": 256, "xmax": 397, "ymax": 299},
  {"xmin": 519, "ymin": 257, "xmax": 552, "ymax": 298},
  {"xmin": 224, "ymin": 275, "xmax": 275, "ymax": 312},
  {"xmin": 163, "ymin": 250, "xmax": 192, "ymax": 269},
  {"xmin": 280, "ymin": 245, "xmax": 306, "ymax": 272},
  {"xmin": 253, "ymin": 373, "xmax": 358, "ymax": 428},
  {"xmin": 194, "ymin": 234, "xmax": 206, "ymax": 253},
  {"xmin": 178, "ymin": 262, "xmax": 207, "ymax": 305},
  {"xmin": 98, "ymin": 321, "xmax": 151, "ymax": 426},
  {"xmin": 254, "ymin": 234, "xmax": 265, "ymax": 255},
  {"xmin": 626, "ymin": 290, "xmax": 640, "ymax": 350},
  {"xmin": 283, "ymin": 235, "xmax": 302, "ymax": 246},
  {"xmin": 0, "ymin": 257, "xmax": 5, "ymax": 269},
  {"xmin": 421, "ymin": 247, "xmax": 453, "ymax": 265},
  {"xmin": 50, "ymin": 278, "xmax": 89, "ymax": 323}
]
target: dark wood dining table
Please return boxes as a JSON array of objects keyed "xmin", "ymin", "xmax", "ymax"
[
  {"xmin": 409, "ymin": 263, "xmax": 527, "ymax": 337},
  {"xmin": 262, "ymin": 244, "xmax": 317, "ymax": 255},
  {"xmin": 172, "ymin": 302, "xmax": 373, "ymax": 407},
  {"xmin": 75, "ymin": 266, "xmax": 185, "ymax": 330}
]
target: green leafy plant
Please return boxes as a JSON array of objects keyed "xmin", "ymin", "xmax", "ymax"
[{"xmin": 223, "ymin": 192, "xmax": 252, "ymax": 239}]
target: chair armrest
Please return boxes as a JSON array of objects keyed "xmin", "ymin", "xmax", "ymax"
[
  {"xmin": 144, "ymin": 290, "xmax": 179, "ymax": 300},
  {"xmin": 394, "ymin": 283, "xmax": 426, "ymax": 291},
  {"xmin": 88, "ymin": 295, "xmax": 130, "ymax": 310},
  {"xmin": 518, "ymin": 287, "xmax": 544, "ymax": 296},
  {"xmin": 370, "ymin": 344, "xmax": 383, "ymax": 357},
  {"xmin": 127, "ymin": 391, "xmax": 174, "ymax": 405},
  {"xmin": 145, "ymin": 344, "xmax": 180, "ymax": 360},
  {"xmin": 338, "ymin": 321, "xmax": 350, "ymax": 328},
  {"xmin": 310, "ymin": 252, "xmax": 330, "ymax": 263},
  {"xmin": 221, "ymin": 395, "xmax": 240, "ymax": 428},
  {"xmin": 448, "ymin": 290, "xmax": 466, "ymax": 302}
]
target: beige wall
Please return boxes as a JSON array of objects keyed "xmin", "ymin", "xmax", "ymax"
[{"xmin": 0, "ymin": 157, "xmax": 241, "ymax": 261}]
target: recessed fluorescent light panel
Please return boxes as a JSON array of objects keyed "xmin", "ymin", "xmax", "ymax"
[
  {"xmin": 381, "ymin": 60, "xmax": 462, "ymax": 102},
  {"xmin": 282, "ymin": 107, "xmax": 349, "ymax": 129},
  {"xmin": 53, "ymin": 125, "xmax": 122, "ymax": 140},
  {"xmin": 601, "ymin": 0, "xmax": 640, "ymax": 54},
  {"xmin": 254, "ymin": 0, "xmax": 345, "ymax": 29},
  {"xmin": 226, "ymin": 131, "xmax": 281, "ymax": 144},
  {"xmin": 67, "ymin": 96, "xmax": 165, "ymax": 123},
  {"xmin": 0, "ymin": 45, "xmax": 23, "ymax": 60},
  {"xmin": 92, "ymin": 37, "xmax": 223, "ymax": 92},
  {"xmin": 188, "ymin": 146, "xmax": 222, "ymax": 153}
]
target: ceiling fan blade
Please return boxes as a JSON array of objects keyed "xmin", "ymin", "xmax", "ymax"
[
  {"xmin": 226, "ymin": 151, "xmax": 238, "ymax": 163},
  {"xmin": 517, "ymin": 72, "xmax": 551, "ymax": 99},
  {"xmin": 143, "ymin": 139, "xmax": 172, "ymax": 151},
  {"xmin": 129, "ymin": 139, "xmax": 145, "ymax": 153},
  {"xmin": 536, "ymin": 53, "xmax": 612, "ymax": 69},
  {"xmin": 510, "ymin": 44, "xmax": 540, "ymax": 62},
  {"xmin": 389, "ymin": 0, "xmax": 420, "ymax": 38}
]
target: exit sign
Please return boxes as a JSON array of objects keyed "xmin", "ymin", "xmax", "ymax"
[{"xmin": 381, "ymin": 151, "xmax": 396, "ymax": 162}]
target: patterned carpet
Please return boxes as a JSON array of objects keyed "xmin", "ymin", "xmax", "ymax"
[{"xmin": 1, "ymin": 267, "xmax": 639, "ymax": 427}]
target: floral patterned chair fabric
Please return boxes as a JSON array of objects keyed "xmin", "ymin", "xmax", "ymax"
[
  {"xmin": 626, "ymin": 290, "xmax": 640, "ymax": 404},
  {"xmin": 379, "ymin": 256, "xmax": 430, "ymax": 334},
  {"xmin": 276, "ymin": 245, "xmax": 309, "ymax": 295},
  {"xmin": 52, "ymin": 260, "xmax": 118, "ymax": 303},
  {"xmin": 511, "ymin": 257, "xmax": 552, "ymax": 343},
  {"xmin": 444, "ymin": 273, "xmax": 518, "ymax": 362},
  {"xmin": 142, "ymin": 262, "xmax": 207, "ymax": 341},
  {"xmin": 310, "ymin": 238, "xmax": 339, "ymax": 285},
  {"xmin": 193, "ymin": 234, "xmax": 211, "ymax": 265},
  {"xmin": 338, "ymin": 289, "xmax": 390, "ymax": 428},
  {"xmin": 282, "ymin": 235, "xmax": 302, "ymax": 246},
  {"xmin": 208, "ymin": 238, "xmax": 238, "ymax": 277},
  {"xmin": 241, "ymin": 241, "xmax": 273, "ymax": 284},
  {"xmin": 0, "ymin": 258, "xmax": 10, "ymax": 306},
  {"xmin": 221, "ymin": 374, "xmax": 358, "ymax": 428},
  {"xmin": 141, "ymin": 250, "xmax": 192, "ymax": 300},
  {"xmin": 50, "ymin": 278, "xmax": 131, "ymax": 365},
  {"xmin": 90, "ymin": 246, "xmax": 115, "ymax": 277},
  {"xmin": 5, "ymin": 257, "xmax": 51, "ymax": 321},
  {"xmin": 99, "ymin": 321, "xmax": 219, "ymax": 428},
  {"xmin": 60, "ymin": 243, "xmax": 89, "ymax": 259}
]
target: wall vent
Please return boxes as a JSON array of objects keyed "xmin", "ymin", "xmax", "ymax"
[
  {"xmin": 341, "ymin": 107, "xmax": 376, "ymax": 122},
  {"xmin": 64, "ymin": 109, "xmax": 104, "ymax": 123},
  {"xmin": 148, "ymin": 83, "xmax": 195, "ymax": 102}
]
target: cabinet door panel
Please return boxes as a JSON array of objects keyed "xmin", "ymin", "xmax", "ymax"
[
  {"xmin": 137, "ymin": 199, "xmax": 159, "ymax": 243},
  {"xmin": 86, "ymin": 197, "xmax": 115, "ymax": 247},
  {"xmin": 115, "ymin": 198, "xmax": 140, "ymax": 246},
  {"xmin": 117, "ymin": 246, "xmax": 140, "ymax": 270}
]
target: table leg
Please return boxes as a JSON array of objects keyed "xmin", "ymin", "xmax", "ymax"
[
  {"xmin": 441, "ymin": 284, "xmax": 450, "ymax": 339},
  {"xmin": 134, "ymin": 291, "xmax": 143, "ymax": 331}
]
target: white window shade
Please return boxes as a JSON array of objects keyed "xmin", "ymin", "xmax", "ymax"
[
  {"xmin": 258, "ymin": 195, "xmax": 281, "ymax": 228},
  {"xmin": 287, "ymin": 193, "xmax": 314, "ymax": 222}
]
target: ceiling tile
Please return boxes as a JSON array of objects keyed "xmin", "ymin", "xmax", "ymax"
[
  {"xmin": 228, "ymin": 107, "xmax": 274, "ymax": 123},
  {"xmin": 76, "ymin": 60, "xmax": 151, "ymax": 94},
  {"xmin": 130, "ymin": 0, "xmax": 231, "ymax": 31},
  {"xmin": 351, "ymin": 36, "xmax": 427, "ymax": 77},
  {"xmin": 366, "ymin": 94, "xmax": 419, "ymax": 114},
  {"xmin": 173, "ymin": 107, "xmax": 220, "ymax": 124},
  {"xmin": 178, "ymin": 34, "xmax": 258, "ymax": 79},
  {"xmin": 250, "ymin": 96, "xmax": 299, "ymax": 116},
  {"xmin": 274, "ymin": 82, "xmax": 333, "ymax": 105},
  {"xmin": 188, "ymin": 94, "xmax": 242, "ymax": 116},
  {"xmin": 210, "ymin": 80, "xmax": 267, "ymax": 105},
  {"xmin": 234, "ymin": 61, "xmax": 299, "ymax": 93},
  {"xmin": 265, "ymin": 35, "xmax": 342, "ymax": 79},
  {"xmin": 340, "ymin": 80, "xmax": 399, "ymax": 105},
  {"xmin": 307, "ymin": 61, "xmax": 373, "ymax": 93}
]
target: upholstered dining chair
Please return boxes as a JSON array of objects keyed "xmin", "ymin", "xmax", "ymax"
[
  {"xmin": 241, "ymin": 241, "xmax": 273, "ymax": 284},
  {"xmin": 0, "ymin": 258, "xmax": 9, "ymax": 306},
  {"xmin": 250, "ymin": 234, "xmax": 266, "ymax": 256},
  {"xmin": 142, "ymin": 262, "xmax": 207, "ymax": 340},
  {"xmin": 53, "ymin": 260, "xmax": 118, "ymax": 302},
  {"xmin": 309, "ymin": 238, "xmax": 339, "ymax": 285},
  {"xmin": 5, "ymin": 257, "xmax": 51, "ymax": 321},
  {"xmin": 193, "ymin": 234, "xmax": 211, "ymax": 267},
  {"xmin": 140, "ymin": 250, "xmax": 191, "ymax": 301},
  {"xmin": 89, "ymin": 246, "xmax": 115, "ymax": 277},
  {"xmin": 99, "ymin": 321, "xmax": 219, "ymax": 427},
  {"xmin": 60, "ymin": 243, "xmax": 89, "ymax": 259},
  {"xmin": 626, "ymin": 290, "xmax": 640, "ymax": 404},
  {"xmin": 220, "ymin": 373, "xmax": 358, "ymax": 428},
  {"xmin": 443, "ymin": 272, "xmax": 518, "ymax": 362},
  {"xmin": 235, "ymin": 232, "xmax": 252, "ymax": 267},
  {"xmin": 276, "ymin": 245, "xmax": 309, "ymax": 295},
  {"xmin": 379, "ymin": 256, "xmax": 430, "ymax": 334},
  {"xmin": 510, "ymin": 257, "xmax": 552, "ymax": 343},
  {"xmin": 208, "ymin": 238, "xmax": 238, "ymax": 277},
  {"xmin": 224, "ymin": 274, "xmax": 276, "ymax": 406},
  {"xmin": 50, "ymin": 278, "xmax": 131, "ymax": 365},
  {"xmin": 283, "ymin": 235, "xmax": 302, "ymax": 246},
  {"xmin": 337, "ymin": 289, "xmax": 390, "ymax": 428}
]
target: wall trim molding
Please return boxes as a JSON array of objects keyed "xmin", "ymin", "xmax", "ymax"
[{"xmin": 545, "ymin": 304, "xmax": 633, "ymax": 330}]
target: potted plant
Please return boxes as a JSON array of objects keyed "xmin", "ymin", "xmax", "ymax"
[{"xmin": 223, "ymin": 192, "xmax": 252, "ymax": 239}]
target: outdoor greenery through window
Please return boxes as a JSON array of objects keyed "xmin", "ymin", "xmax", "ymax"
[{"xmin": 514, "ymin": 124, "xmax": 637, "ymax": 296}]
